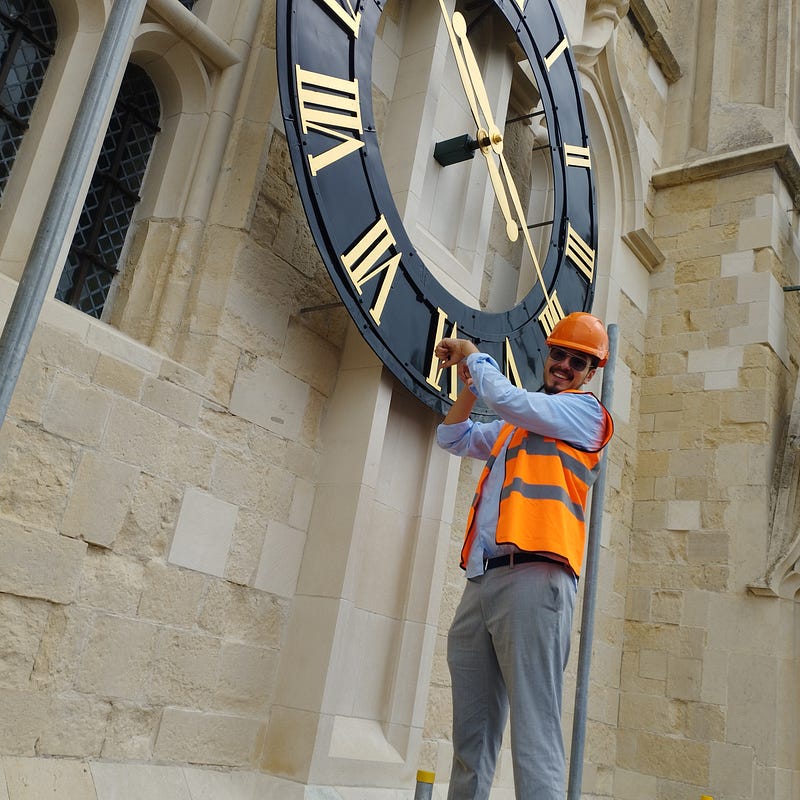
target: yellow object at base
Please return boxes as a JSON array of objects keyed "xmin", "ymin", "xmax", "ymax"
[{"xmin": 416, "ymin": 770, "xmax": 435, "ymax": 784}]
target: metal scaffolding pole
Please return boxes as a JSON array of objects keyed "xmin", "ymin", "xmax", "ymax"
[
  {"xmin": 567, "ymin": 322, "xmax": 619, "ymax": 800},
  {"xmin": 0, "ymin": 0, "xmax": 147, "ymax": 430}
]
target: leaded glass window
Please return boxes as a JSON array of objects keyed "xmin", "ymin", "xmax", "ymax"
[
  {"xmin": 0, "ymin": 0, "xmax": 57, "ymax": 201},
  {"xmin": 56, "ymin": 64, "xmax": 160, "ymax": 318}
]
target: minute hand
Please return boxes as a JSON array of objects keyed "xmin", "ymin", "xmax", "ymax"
[
  {"xmin": 438, "ymin": 1, "xmax": 518, "ymax": 241},
  {"xmin": 456, "ymin": 20, "xmax": 549, "ymax": 298}
]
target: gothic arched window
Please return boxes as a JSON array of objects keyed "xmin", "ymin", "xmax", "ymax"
[
  {"xmin": 56, "ymin": 63, "xmax": 160, "ymax": 318},
  {"xmin": 0, "ymin": 0, "xmax": 58, "ymax": 201}
]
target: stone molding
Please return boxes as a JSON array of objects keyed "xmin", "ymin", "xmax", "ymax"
[
  {"xmin": 750, "ymin": 374, "xmax": 800, "ymax": 599},
  {"xmin": 652, "ymin": 142, "xmax": 800, "ymax": 209},
  {"xmin": 627, "ymin": 0, "xmax": 682, "ymax": 84}
]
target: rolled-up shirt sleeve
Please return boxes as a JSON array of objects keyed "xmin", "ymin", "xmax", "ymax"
[{"xmin": 436, "ymin": 353, "xmax": 608, "ymax": 452}]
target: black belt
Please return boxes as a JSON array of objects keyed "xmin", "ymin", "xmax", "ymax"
[{"xmin": 484, "ymin": 552, "xmax": 560, "ymax": 570}]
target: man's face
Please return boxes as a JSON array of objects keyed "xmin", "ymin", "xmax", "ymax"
[{"xmin": 543, "ymin": 346, "xmax": 596, "ymax": 394}]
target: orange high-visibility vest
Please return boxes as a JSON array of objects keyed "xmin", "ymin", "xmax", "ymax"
[{"xmin": 461, "ymin": 392, "xmax": 613, "ymax": 576}]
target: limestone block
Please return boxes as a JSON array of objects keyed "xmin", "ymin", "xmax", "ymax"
[
  {"xmin": 2, "ymin": 756, "xmax": 97, "ymax": 799},
  {"xmin": 168, "ymin": 487, "xmax": 237, "ymax": 578},
  {"xmin": 726, "ymin": 653, "xmax": 777, "ymax": 762},
  {"xmin": 154, "ymin": 707, "xmax": 262, "ymax": 767},
  {"xmin": 270, "ymin": 594, "xmax": 339, "ymax": 713},
  {"xmin": 198, "ymin": 580, "xmax": 289, "ymax": 648},
  {"xmin": 93, "ymin": 353, "xmax": 146, "ymax": 400},
  {"xmin": 103, "ymin": 398, "xmax": 215, "ymax": 485},
  {"xmin": 102, "ymin": 397, "xmax": 177, "ymax": 473},
  {"xmin": 631, "ymin": 501, "xmax": 667, "ymax": 530},
  {"xmin": 0, "ymin": 422, "xmax": 79, "ymax": 530},
  {"xmin": 141, "ymin": 376, "xmax": 202, "ymax": 427},
  {"xmin": 261, "ymin": 704, "xmax": 318, "ymax": 779},
  {"xmin": 721, "ymin": 248, "xmax": 756, "ymax": 276},
  {"xmin": 624, "ymin": 731, "xmax": 709, "ymax": 784},
  {"xmin": 78, "ymin": 548, "xmax": 144, "ymax": 615},
  {"xmin": 41, "ymin": 373, "xmax": 112, "ymax": 447},
  {"xmin": 85, "ymin": 323, "xmax": 162, "ymax": 373},
  {"xmin": 61, "ymin": 451, "xmax": 139, "ymax": 546},
  {"xmin": 0, "ymin": 519, "xmax": 86, "ymax": 604},
  {"xmin": 38, "ymin": 693, "xmax": 110, "ymax": 757},
  {"xmin": 0, "ymin": 594, "xmax": 50, "ymax": 690},
  {"xmin": 230, "ymin": 356, "xmax": 310, "ymax": 441},
  {"xmin": 137, "ymin": 560, "xmax": 205, "ymax": 626},
  {"xmin": 666, "ymin": 655, "xmax": 701, "ymax": 701},
  {"xmin": 223, "ymin": 508, "xmax": 267, "ymax": 587},
  {"xmin": 0, "ymin": 690, "xmax": 49, "ymax": 755},
  {"xmin": 113, "ymin": 473, "xmax": 181, "ymax": 561},
  {"xmin": 198, "ymin": 406, "xmax": 252, "ymax": 451},
  {"xmin": 288, "ymin": 476, "xmax": 315, "ymax": 531},
  {"xmin": 686, "ymin": 702, "xmax": 725, "ymax": 742},
  {"xmin": 91, "ymin": 761, "xmax": 192, "ymax": 800},
  {"xmin": 624, "ymin": 587, "xmax": 651, "ymax": 622},
  {"xmin": 710, "ymin": 741, "xmax": 755, "ymax": 796},
  {"xmin": 687, "ymin": 532, "xmax": 729, "ymax": 564},
  {"xmin": 638, "ymin": 649, "xmax": 667, "ymax": 681},
  {"xmin": 76, "ymin": 615, "xmax": 158, "ymax": 700},
  {"xmin": 651, "ymin": 590, "xmax": 683, "ymax": 624},
  {"xmin": 6, "ymin": 357, "xmax": 51, "ymax": 424},
  {"xmin": 723, "ymin": 388, "xmax": 769, "ymax": 425},
  {"xmin": 146, "ymin": 629, "xmax": 222, "ymax": 707},
  {"xmin": 100, "ymin": 702, "xmax": 160, "ymax": 760},
  {"xmin": 213, "ymin": 641, "xmax": 278, "ymax": 715},
  {"xmin": 181, "ymin": 766, "xmax": 260, "ymax": 800},
  {"xmin": 279, "ymin": 318, "xmax": 341, "ymax": 397},
  {"xmin": 669, "ymin": 449, "xmax": 711, "ymax": 478},
  {"xmin": 666, "ymin": 500, "xmax": 700, "ymax": 531},
  {"xmin": 253, "ymin": 520, "xmax": 306, "ymax": 599},
  {"xmin": 612, "ymin": 767, "xmax": 658, "ymax": 800},
  {"xmin": 284, "ymin": 441, "xmax": 321, "ymax": 482},
  {"xmin": 27, "ymin": 324, "xmax": 99, "ymax": 377},
  {"xmin": 210, "ymin": 446, "xmax": 263, "ymax": 508}
]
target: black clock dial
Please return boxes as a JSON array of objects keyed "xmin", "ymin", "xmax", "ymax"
[{"xmin": 276, "ymin": 0, "xmax": 597, "ymax": 419}]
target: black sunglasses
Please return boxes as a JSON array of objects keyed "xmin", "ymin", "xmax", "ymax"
[{"xmin": 548, "ymin": 346, "xmax": 591, "ymax": 372}]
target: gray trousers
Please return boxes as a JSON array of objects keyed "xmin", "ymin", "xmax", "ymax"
[{"xmin": 446, "ymin": 560, "xmax": 576, "ymax": 800}]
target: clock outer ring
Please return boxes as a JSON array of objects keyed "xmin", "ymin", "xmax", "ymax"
[{"xmin": 276, "ymin": 0, "xmax": 598, "ymax": 418}]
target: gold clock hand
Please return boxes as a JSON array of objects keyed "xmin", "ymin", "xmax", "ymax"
[
  {"xmin": 437, "ymin": 1, "xmax": 518, "ymax": 241},
  {"xmin": 454, "ymin": 11, "xmax": 548, "ymax": 296},
  {"xmin": 452, "ymin": 13, "xmax": 503, "ymax": 152},
  {"xmin": 498, "ymin": 150, "xmax": 549, "ymax": 301},
  {"xmin": 437, "ymin": 0, "xmax": 482, "ymax": 127}
]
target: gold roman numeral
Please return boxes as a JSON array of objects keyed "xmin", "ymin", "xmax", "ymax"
[
  {"xmin": 504, "ymin": 339, "xmax": 523, "ymax": 387},
  {"xmin": 340, "ymin": 215, "xmax": 401, "ymax": 325},
  {"xmin": 564, "ymin": 144, "xmax": 591, "ymax": 169},
  {"xmin": 565, "ymin": 223, "xmax": 595, "ymax": 281},
  {"xmin": 426, "ymin": 308, "xmax": 458, "ymax": 400},
  {"xmin": 315, "ymin": 0, "xmax": 361, "ymax": 36},
  {"xmin": 545, "ymin": 37, "xmax": 569, "ymax": 71},
  {"xmin": 296, "ymin": 66, "xmax": 364, "ymax": 175},
  {"xmin": 539, "ymin": 291, "xmax": 565, "ymax": 336}
]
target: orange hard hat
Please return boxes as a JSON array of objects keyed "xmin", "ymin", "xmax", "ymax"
[{"xmin": 546, "ymin": 312, "xmax": 609, "ymax": 366}]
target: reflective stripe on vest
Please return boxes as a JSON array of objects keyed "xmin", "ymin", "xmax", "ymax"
[{"xmin": 460, "ymin": 393, "xmax": 613, "ymax": 576}]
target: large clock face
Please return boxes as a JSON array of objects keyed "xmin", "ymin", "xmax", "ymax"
[{"xmin": 276, "ymin": 0, "xmax": 597, "ymax": 418}]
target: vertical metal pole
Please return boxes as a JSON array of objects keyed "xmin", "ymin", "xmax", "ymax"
[
  {"xmin": 0, "ymin": 0, "xmax": 146, "ymax": 429},
  {"xmin": 567, "ymin": 322, "xmax": 619, "ymax": 800}
]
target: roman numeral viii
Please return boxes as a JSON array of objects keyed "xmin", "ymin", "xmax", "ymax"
[{"xmin": 296, "ymin": 66, "xmax": 364, "ymax": 175}]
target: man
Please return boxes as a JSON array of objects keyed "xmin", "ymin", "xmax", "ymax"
[{"xmin": 434, "ymin": 312, "xmax": 614, "ymax": 800}]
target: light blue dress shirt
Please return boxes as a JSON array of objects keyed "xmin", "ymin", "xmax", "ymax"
[{"xmin": 436, "ymin": 353, "xmax": 607, "ymax": 578}]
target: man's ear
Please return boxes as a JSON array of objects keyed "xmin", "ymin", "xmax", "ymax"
[{"xmin": 583, "ymin": 368, "xmax": 597, "ymax": 385}]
